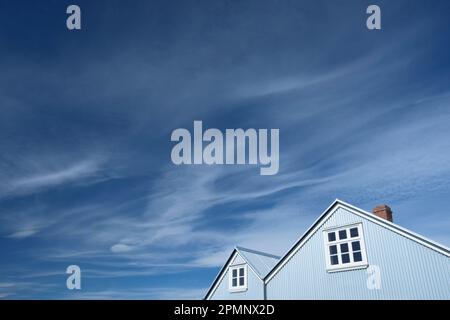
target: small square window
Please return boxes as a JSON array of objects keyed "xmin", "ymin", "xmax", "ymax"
[
  {"xmin": 338, "ymin": 230, "xmax": 347, "ymax": 240},
  {"xmin": 341, "ymin": 253, "xmax": 350, "ymax": 264},
  {"xmin": 352, "ymin": 241, "xmax": 361, "ymax": 251},
  {"xmin": 350, "ymin": 227, "xmax": 359, "ymax": 238},
  {"xmin": 328, "ymin": 232, "xmax": 336, "ymax": 242},
  {"xmin": 239, "ymin": 277, "xmax": 244, "ymax": 286},
  {"xmin": 232, "ymin": 278, "xmax": 237, "ymax": 287},
  {"xmin": 232, "ymin": 269, "xmax": 237, "ymax": 277},
  {"xmin": 329, "ymin": 245, "xmax": 337, "ymax": 255},
  {"xmin": 340, "ymin": 243, "xmax": 349, "ymax": 253},
  {"xmin": 239, "ymin": 268, "xmax": 244, "ymax": 276},
  {"xmin": 330, "ymin": 255, "xmax": 339, "ymax": 265}
]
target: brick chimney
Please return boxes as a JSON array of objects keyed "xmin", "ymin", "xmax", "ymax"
[{"xmin": 372, "ymin": 204, "xmax": 393, "ymax": 222}]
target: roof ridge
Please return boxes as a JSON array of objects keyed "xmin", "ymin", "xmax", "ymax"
[
  {"xmin": 336, "ymin": 199, "xmax": 450, "ymax": 255},
  {"xmin": 235, "ymin": 245, "xmax": 280, "ymax": 259}
]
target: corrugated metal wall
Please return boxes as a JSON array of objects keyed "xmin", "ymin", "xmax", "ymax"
[
  {"xmin": 267, "ymin": 207, "xmax": 450, "ymax": 299},
  {"xmin": 209, "ymin": 253, "xmax": 264, "ymax": 300}
]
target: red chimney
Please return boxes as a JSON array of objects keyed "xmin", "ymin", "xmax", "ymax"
[{"xmin": 372, "ymin": 204, "xmax": 393, "ymax": 222}]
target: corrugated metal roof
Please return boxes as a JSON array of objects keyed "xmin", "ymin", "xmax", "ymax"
[{"xmin": 235, "ymin": 246, "xmax": 280, "ymax": 279}]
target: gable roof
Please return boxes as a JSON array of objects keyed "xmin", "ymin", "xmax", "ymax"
[
  {"xmin": 264, "ymin": 199, "xmax": 450, "ymax": 283},
  {"xmin": 235, "ymin": 246, "xmax": 280, "ymax": 279},
  {"xmin": 204, "ymin": 246, "xmax": 280, "ymax": 300}
]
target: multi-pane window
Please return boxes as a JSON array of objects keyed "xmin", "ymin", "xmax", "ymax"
[
  {"xmin": 229, "ymin": 265, "xmax": 247, "ymax": 291},
  {"xmin": 323, "ymin": 224, "xmax": 368, "ymax": 271}
]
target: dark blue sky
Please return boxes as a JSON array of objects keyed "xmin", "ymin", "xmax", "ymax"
[{"xmin": 1, "ymin": 0, "xmax": 450, "ymax": 299}]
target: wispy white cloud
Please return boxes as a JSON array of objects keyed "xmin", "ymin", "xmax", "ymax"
[
  {"xmin": 0, "ymin": 154, "xmax": 113, "ymax": 200},
  {"xmin": 7, "ymin": 229, "xmax": 39, "ymax": 239},
  {"xmin": 65, "ymin": 287, "xmax": 206, "ymax": 300},
  {"xmin": 110, "ymin": 244, "xmax": 133, "ymax": 253},
  {"xmin": 10, "ymin": 159, "xmax": 103, "ymax": 191},
  {"xmin": 0, "ymin": 280, "xmax": 59, "ymax": 299}
]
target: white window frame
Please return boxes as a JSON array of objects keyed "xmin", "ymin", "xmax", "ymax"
[
  {"xmin": 323, "ymin": 223, "xmax": 368, "ymax": 272},
  {"xmin": 228, "ymin": 264, "xmax": 247, "ymax": 292}
]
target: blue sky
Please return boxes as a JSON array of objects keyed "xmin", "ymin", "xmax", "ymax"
[{"xmin": 1, "ymin": 0, "xmax": 450, "ymax": 299}]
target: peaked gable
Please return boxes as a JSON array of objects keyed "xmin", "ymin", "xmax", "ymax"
[
  {"xmin": 204, "ymin": 246, "xmax": 279, "ymax": 300},
  {"xmin": 265, "ymin": 199, "xmax": 450, "ymax": 283}
]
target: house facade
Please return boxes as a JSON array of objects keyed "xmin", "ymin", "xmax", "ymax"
[{"xmin": 205, "ymin": 200, "xmax": 450, "ymax": 300}]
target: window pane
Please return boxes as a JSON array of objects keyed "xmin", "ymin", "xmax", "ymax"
[
  {"xmin": 329, "ymin": 245, "xmax": 337, "ymax": 255},
  {"xmin": 239, "ymin": 277, "xmax": 244, "ymax": 286},
  {"xmin": 350, "ymin": 227, "xmax": 359, "ymax": 238},
  {"xmin": 340, "ymin": 243, "xmax": 349, "ymax": 253},
  {"xmin": 232, "ymin": 278, "xmax": 237, "ymax": 287},
  {"xmin": 232, "ymin": 269, "xmax": 237, "ymax": 277},
  {"xmin": 338, "ymin": 230, "xmax": 347, "ymax": 240},
  {"xmin": 239, "ymin": 268, "xmax": 244, "ymax": 277},
  {"xmin": 352, "ymin": 241, "xmax": 361, "ymax": 251},
  {"xmin": 330, "ymin": 255, "xmax": 339, "ymax": 265},
  {"xmin": 341, "ymin": 253, "xmax": 350, "ymax": 264},
  {"xmin": 353, "ymin": 252, "xmax": 363, "ymax": 262},
  {"xmin": 328, "ymin": 232, "xmax": 336, "ymax": 242}
]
